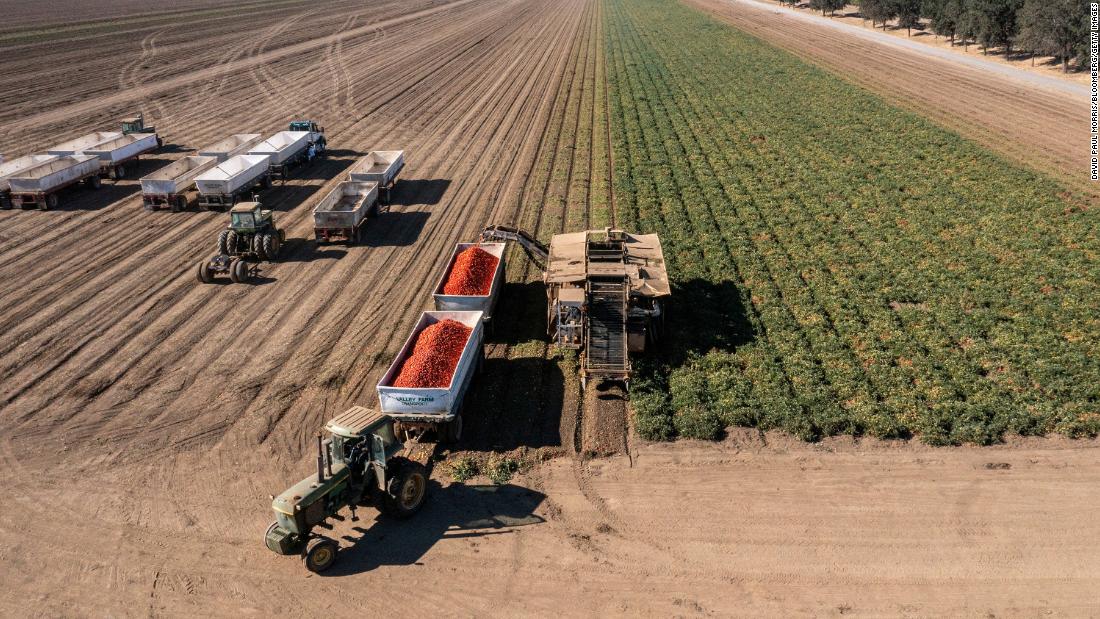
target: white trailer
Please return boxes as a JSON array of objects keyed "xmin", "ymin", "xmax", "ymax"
[
  {"xmin": 8, "ymin": 155, "xmax": 102, "ymax": 210},
  {"xmin": 376, "ymin": 310, "xmax": 484, "ymax": 441},
  {"xmin": 312, "ymin": 181, "xmax": 379, "ymax": 244},
  {"xmin": 198, "ymin": 134, "xmax": 262, "ymax": 163},
  {"xmin": 195, "ymin": 154, "xmax": 272, "ymax": 211},
  {"xmin": 0, "ymin": 154, "xmax": 58, "ymax": 209},
  {"xmin": 249, "ymin": 130, "xmax": 323, "ymax": 179},
  {"xmin": 432, "ymin": 243, "xmax": 506, "ymax": 322},
  {"xmin": 140, "ymin": 155, "xmax": 217, "ymax": 211},
  {"xmin": 46, "ymin": 131, "xmax": 123, "ymax": 157},
  {"xmin": 84, "ymin": 133, "xmax": 160, "ymax": 179},
  {"xmin": 348, "ymin": 151, "xmax": 404, "ymax": 204}
]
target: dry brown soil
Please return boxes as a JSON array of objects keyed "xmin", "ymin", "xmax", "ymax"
[{"xmin": 1, "ymin": 0, "xmax": 1098, "ymax": 616}]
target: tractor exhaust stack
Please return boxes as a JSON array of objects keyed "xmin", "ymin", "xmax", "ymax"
[{"xmin": 316, "ymin": 434, "xmax": 325, "ymax": 483}]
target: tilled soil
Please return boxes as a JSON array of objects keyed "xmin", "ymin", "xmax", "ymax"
[{"xmin": 1, "ymin": 0, "xmax": 1099, "ymax": 615}]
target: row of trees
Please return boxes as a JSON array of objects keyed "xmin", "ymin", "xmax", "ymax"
[{"xmin": 777, "ymin": 0, "xmax": 1092, "ymax": 71}]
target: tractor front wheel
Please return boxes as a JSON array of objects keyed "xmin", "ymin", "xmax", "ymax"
[
  {"xmin": 304, "ymin": 537, "xmax": 338, "ymax": 573},
  {"xmin": 196, "ymin": 260, "xmax": 213, "ymax": 284},
  {"xmin": 383, "ymin": 460, "xmax": 428, "ymax": 519}
]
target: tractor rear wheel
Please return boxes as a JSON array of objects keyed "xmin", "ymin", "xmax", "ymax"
[
  {"xmin": 304, "ymin": 537, "xmax": 338, "ymax": 573},
  {"xmin": 217, "ymin": 230, "xmax": 231, "ymax": 255},
  {"xmin": 252, "ymin": 234, "xmax": 266, "ymax": 260},
  {"xmin": 196, "ymin": 260, "xmax": 213, "ymax": 284},
  {"xmin": 383, "ymin": 460, "xmax": 428, "ymax": 519},
  {"xmin": 263, "ymin": 232, "xmax": 280, "ymax": 260}
]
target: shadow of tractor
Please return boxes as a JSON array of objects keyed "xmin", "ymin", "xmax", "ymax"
[{"xmin": 321, "ymin": 482, "xmax": 546, "ymax": 576}]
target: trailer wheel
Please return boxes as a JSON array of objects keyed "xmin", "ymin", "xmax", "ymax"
[
  {"xmin": 262, "ymin": 175, "xmax": 273, "ymax": 189},
  {"xmin": 263, "ymin": 232, "xmax": 280, "ymax": 260},
  {"xmin": 217, "ymin": 230, "xmax": 231, "ymax": 255},
  {"xmin": 444, "ymin": 415, "xmax": 463, "ymax": 442},
  {"xmin": 304, "ymin": 537, "xmax": 338, "ymax": 573},
  {"xmin": 196, "ymin": 260, "xmax": 214, "ymax": 284},
  {"xmin": 235, "ymin": 258, "xmax": 250, "ymax": 283},
  {"xmin": 0, "ymin": 199, "xmax": 10, "ymax": 210},
  {"xmin": 383, "ymin": 460, "xmax": 428, "ymax": 519},
  {"xmin": 172, "ymin": 195, "xmax": 186, "ymax": 212},
  {"xmin": 43, "ymin": 194, "xmax": 58, "ymax": 210},
  {"xmin": 88, "ymin": 175, "xmax": 102, "ymax": 189},
  {"xmin": 113, "ymin": 165, "xmax": 126, "ymax": 180}
]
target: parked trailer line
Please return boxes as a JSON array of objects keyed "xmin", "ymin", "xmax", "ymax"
[
  {"xmin": 198, "ymin": 133, "xmax": 262, "ymax": 163},
  {"xmin": 0, "ymin": 154, "xmax": 57, "ymax": 209},
  {"xmin": 140, "ymin": 155, "xmax": 217, "ymax": 211},
  {"xmin": 312, "ymin": 181, "xmax": 379, "ymax": 244},
  {"xmin": 8, "ymin": 155, "xmax": 102, "ymax": 210},
  {"xmin": 195, "ymin": 154, "xmax": 272, "ymax": 211},
  {"xmin": 46, "ymin": 131, "xmax": 123, "ymax": 157},
  {"xmin": 248, "ymin": 130, "xmax": 321, "ymax": 180},
  {"xmin": 348, "ymin": 150, "xmax": 404, "ymax": 203},
  {"xmin": 84, "ymin": 132, "xmax": 160, "ymax": 179}
]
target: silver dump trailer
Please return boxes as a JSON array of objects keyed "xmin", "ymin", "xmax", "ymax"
[
  {"xmin": 432, "ymin": 243, "xmax": 506, "ymax": 322},
  {"xmin": 312, "ymin": 181, "xmax": 379, "ymax": 244},
  {"xmin": 198, "ymin": 133, "xmax": 262, "ymax": 163},
  {"xmin": 8, "ymin": 155, "xmax": 102, "ymax": 210},
  {"xmin": 47, "ymin": 131, "xmax": 123, "ymax": 157},
  {"xmin": 376, "ymin": 310, "xmax": 484, "ymax": 441},
  {"xmin": 84, "ymin": 133, "xmax": 160, "ymax": 179},
  {"xmin": 140, "ymin": 155, "xmax": 217, "ymax": 211},
  {"xmin": 348, "ymin": 151, "xmax": 404, "ymax": 203},
  {"xmin": 248, "ymin": 131, "xmax": 320, "ymax": 179},
  {"xmin": 195, "ymin": 154, "xmax": 272, "ymax": 211},
  {"xmin": 0, "ymin": 154, "xmax": 57, "ymax": 208}
]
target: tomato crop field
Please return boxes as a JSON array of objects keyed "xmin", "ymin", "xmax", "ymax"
[{"xmin": 605, "ymin": 0, "xmax": 1100, "ymax": 444}]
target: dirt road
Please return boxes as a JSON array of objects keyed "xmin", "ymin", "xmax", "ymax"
[
  {"xmin": 687, "ymin": 0, "xmax": 1089, "ymax": 192},
  {"xmin": 1, "ymin": 0, "xmax": 1098, "ymax": 615}
]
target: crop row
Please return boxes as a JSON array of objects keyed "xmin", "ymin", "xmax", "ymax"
[{"xmin": 605, "ymin": 0, "xmax": 1100, "ymax": 444}]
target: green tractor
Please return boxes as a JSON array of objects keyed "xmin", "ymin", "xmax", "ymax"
[
  {"xmin": 265, "ymin": 406, "xmax": 432, "ymax": 573},
  {"xmin": 120, "ymin": 112, "xmax": 164, "ymax": 147},
  {"xmin": 196, "ymin": 200, "xmax": 285, "ymax": 284}
]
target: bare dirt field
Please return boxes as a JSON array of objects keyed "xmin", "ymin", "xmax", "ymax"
[
  {"xmin": 688, "ymin": 0, "xmax": 1089, "ymax": 194},
  {"xmin": 1, "ymin": 0, "xmax": 1098, "ymax": 616}
]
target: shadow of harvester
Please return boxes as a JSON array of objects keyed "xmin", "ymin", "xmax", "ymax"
[{"xmin": 321, "ymin": 483, "xmax": 546, "ymax": 576}]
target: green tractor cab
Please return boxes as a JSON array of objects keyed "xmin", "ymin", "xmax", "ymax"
[
  {"xmin": 196, "ymin": 201, "xmax": 286, "ymax": 284},
  {"xmin": 121, "ymin": 113, "xmax": 164, "ymax": 146},
  {"xmin": 265, "ymin": 407, "xmax": 431, "ymax": 573}
]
